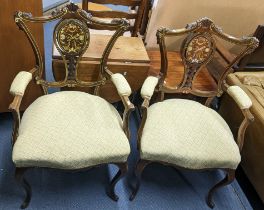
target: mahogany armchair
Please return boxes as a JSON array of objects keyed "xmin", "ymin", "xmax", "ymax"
[
  {"xmin": 129, "ymin": 17, "xmax": 258, "ymax": 208},
  {"xmin": 9, "ymin": 3, "xmax": 134, "ymax": 209}
]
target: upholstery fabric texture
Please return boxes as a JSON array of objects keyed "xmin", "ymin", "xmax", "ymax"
[
  {"xmin": 111, "ymin": 73, "xmax": 132, "ymax": 96},
  {"xmin": 10, "ymin": 71, "xmax": 32, "ymax": 96},
  {"xmin": 140, "ymin": 99, "xmax": 241, "ymax": 170},
  {"xmin": 227, "ymin": 86, "xmax": 252, "ymax": 109},
  {"xmin": 12, "ymin": 91, "xmax": 131, "ymax": 169},
  {"xmin": 141, "ymin": 76, "xmax": 159, "ymax": 98}
]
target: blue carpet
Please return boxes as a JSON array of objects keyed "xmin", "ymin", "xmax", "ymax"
[{"xmin": 0, "ymin": 5, "xmax": 253, "ymax": 209}]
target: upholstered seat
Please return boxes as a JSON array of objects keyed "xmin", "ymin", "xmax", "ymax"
[
  {"xmin": 140, "ymin": 99, "xmax": 241, "ymax": 170},
  {"xmin": 13, "ymin": 91, "xmax": 131, "ymax": 170}
]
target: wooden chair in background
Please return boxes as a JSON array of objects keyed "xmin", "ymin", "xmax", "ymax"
[{"xmin": 82, "ymin": 0, "xmax": 148, "ymax": 37}]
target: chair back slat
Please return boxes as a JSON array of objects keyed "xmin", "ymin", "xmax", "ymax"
[
  {"xmin": 83, "ymin": 0, "xmax": 147, "ymax": 36},
  {"xmin": 88, "ymin": 0, "xmax": 141, "ymax": 6},
  {"xmin": 88, "ymin": 10, "xmax": 137, "ymax": 19}
]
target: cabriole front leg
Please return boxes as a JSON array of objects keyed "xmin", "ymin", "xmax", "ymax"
[
  {"xmin": 106, "ymin": 163, "xmax": 128, "ymax": 201},
  {"xmin": 206, "ymin": 169, "xmax": 235, "ymax": 208}
]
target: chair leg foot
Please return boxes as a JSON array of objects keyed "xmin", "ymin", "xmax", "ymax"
[
  {"xmin": 206, "ymin": 169, "xmax": 235, "ymax": 208},
  {"xmin": 15, "ymin": 168, "xmax": 32, "ymax": 209},
  {"xmin": 129, "ymin": 159, "xmax": 149, "ymax": 201},
  {"xmin": 106, "ymin": 163, "xmax": 128, "ymax": 202}
]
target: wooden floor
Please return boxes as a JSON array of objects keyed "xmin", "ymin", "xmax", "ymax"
[{"xmin": 147, "ymin": 50, "xmax": 218, "ymax": 91}]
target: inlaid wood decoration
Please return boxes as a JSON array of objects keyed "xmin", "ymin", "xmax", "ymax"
[
  {"xmin": 55, "ymin": 19, "xmax": 90, "ymax": 55},
  {"xmin": 54, "ymin": 18, "xmax": 90, "ymax": 80},
  {"xmin": 184, "ymin": 34, "xmax": 214, "ymax": 64}
]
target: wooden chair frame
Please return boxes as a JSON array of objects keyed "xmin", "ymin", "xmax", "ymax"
[
  {"xmin": 9, "ymin": 3, "xmax": 134, "ymax": 208},
  {"xmin": 82, "ymin": 0, "xmax": 147, "ymax": 36},
  {"xmin": 129, "ymin": 17, "xmax": 258, "ymax": 208}
]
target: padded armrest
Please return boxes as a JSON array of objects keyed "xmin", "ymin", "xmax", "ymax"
[
  {"xmin": 111, "ymin": 73, "xmax": 132, "ymax": 96},
  {"xmin": 141, "ymin": 76, "xmax": 159, "ymax": 99},
  {"xmin": 227, "ymin": 86, "xmax": 252, "ymax": 109},
  {"xmin": 10, "ymin": 71, "xmax": 32, "ymax": 96}
]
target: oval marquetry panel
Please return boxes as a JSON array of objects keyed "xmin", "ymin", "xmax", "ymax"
[
  {"xmin": 54, "ymin": 19, "xmax": 90, "ymax": 56},
  {"xmin": 184, "ymin": 34, "xmax": 214, "ymax": 64}
]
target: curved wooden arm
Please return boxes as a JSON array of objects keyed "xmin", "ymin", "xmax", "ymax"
[
  {"xmin": 222, "ymin": 82, "xmax": 254, "ymax": 151},
  {"xmin": 237, "ymin": 109, "xmax": 254, "ymax": 151},
  {"xmin": 136, "ymin": 97, "xmax": 150, "ymax": 149},
  {"xmin": 120, "ymin": 95, "xmax": 135, "ymax": 139}
]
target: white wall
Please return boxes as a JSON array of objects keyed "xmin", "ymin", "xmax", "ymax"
[{"xmin": 146, "ymin": 0, "xmax": 264, "ymax": 50}]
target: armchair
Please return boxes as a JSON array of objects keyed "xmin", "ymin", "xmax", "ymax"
[
  {"xmin": 129, "ymin": 17, "xmax": 258, "ymax": 208},
  {"xmin": 9, "ymin": 3, "xmax": 134, "ymax": 209}
]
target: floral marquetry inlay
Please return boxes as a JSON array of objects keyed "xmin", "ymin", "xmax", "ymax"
[
  {"xmin": 55, "ymin": 19, "xmax": 90, "ymax": 56},
  {"xmin": 185, "ymin": 35, "xmax": 213, "ymax": 64}
]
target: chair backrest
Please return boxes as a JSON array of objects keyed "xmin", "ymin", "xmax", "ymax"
[
  {"xmin": 15, "ymin": 3, "xmax": 129, "ymax": 95},
  {"xmin": 82, "ymin": 0, "xmax": 147, "ymax": 36},
  {"xmin": 156, "ymin": 17, "xmax": 258, "ymax": 102},
  {"xmin": 236, "ymin": 25, "xmax": 264, "ymax": 71}
]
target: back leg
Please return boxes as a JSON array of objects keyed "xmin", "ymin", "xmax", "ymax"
[
  {"xmin": 106, "ymin": 163, "xmax": 128, "ymax": 201},
  {"xmin": 15, "ymin": 168, "xmax": 32, "ymax": 209},
  {"xmin": 206, "ymin": 169, "xmax": 235, "ymax": 208}
]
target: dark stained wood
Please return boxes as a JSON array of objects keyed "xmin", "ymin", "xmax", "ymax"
[
  {"xmin": 0, "ymin": 0, "xmax": 44, "ymax": 112},
  {"xmin": 88, "ymin": 10, "xmax": 137, "ymax": 19},
  {"xmin": 139, "ymin": 0, "xmax": 152, "ymax": 38}
]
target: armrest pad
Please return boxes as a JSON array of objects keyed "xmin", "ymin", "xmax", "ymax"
[
  {"xmin": 10, "ymin": 71, "xmax": 32, "ymax": 96},
  {"xmin": 141, "ymin": 76, "xmax": 159, "ymax": 98},
  {"xmin": 111, "ymin": 73, "xmax": 132, "ymax": 96},
  {"xmin": 227, "ymin": 86, "xmax": 252, "ymax": 109}
]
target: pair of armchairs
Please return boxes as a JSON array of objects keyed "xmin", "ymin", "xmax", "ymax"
[{"xmin": 9, "ymin": 3, "xmax": 258, "ymax": 209}]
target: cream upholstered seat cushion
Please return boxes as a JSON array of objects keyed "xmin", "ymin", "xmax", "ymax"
[
  {"xmin": 13, "ymin": 91, "xmax": 130, "ymax": 169},
  {"xmin": 140, "ymin": 99, "xmax": 241, "ymax": 170}
]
